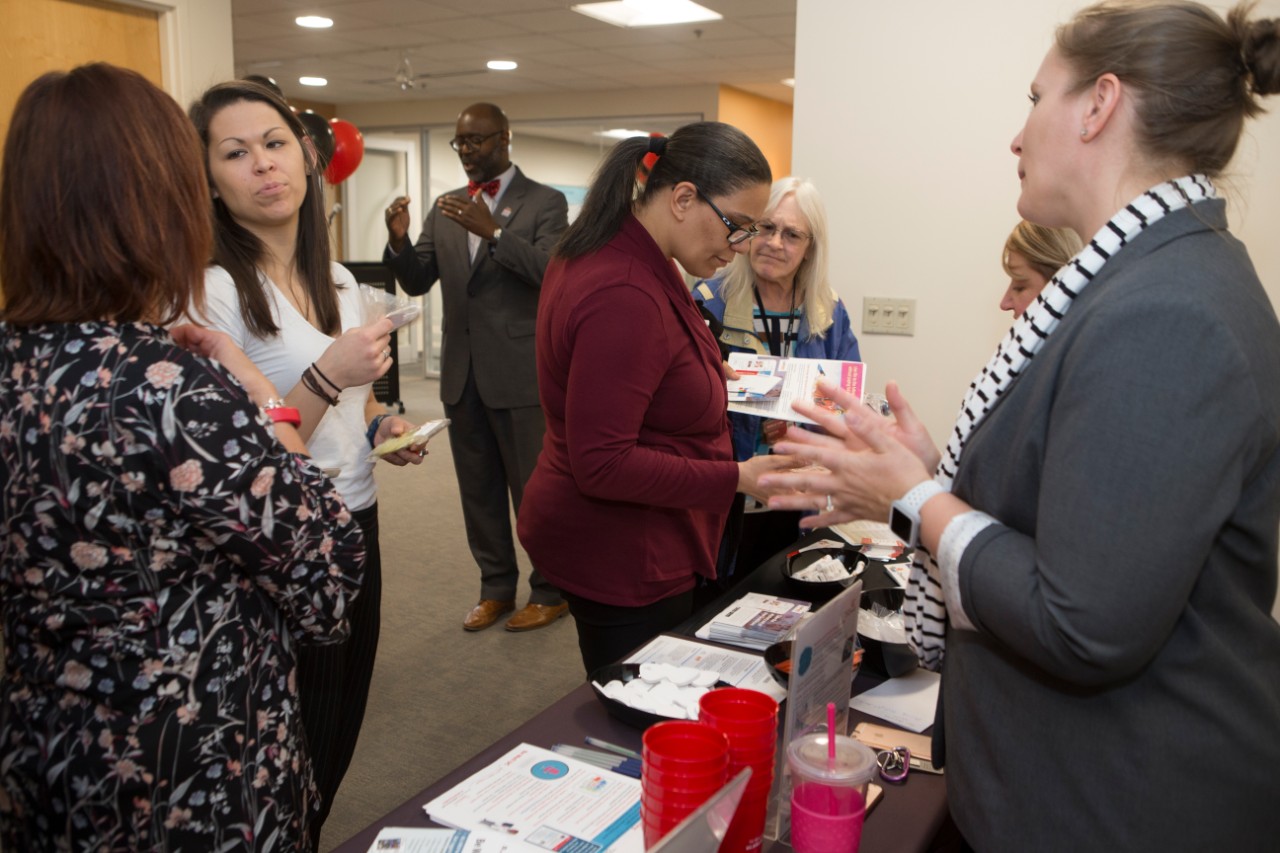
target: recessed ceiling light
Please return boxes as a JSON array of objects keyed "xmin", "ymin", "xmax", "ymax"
[
  {"xmin": 571, "ymin": 0, "xmax": 722, "ymax": 28},
  {"xmin": 781, "ymin": 78, "xmax": 796, "ymax": 88},
  {"xmin": 299, "ymin": 76, "xmax": 328, "ymax": 87},
  {"xmin": 487, "ymin": 60, "xmax": 518, "ymax": 71},
  {"xmin": 595, "ymin": 128, "xmax": 650, "ymax": 140}
]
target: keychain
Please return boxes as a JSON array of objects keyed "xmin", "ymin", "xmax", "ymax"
[{"xmin": 876, "ymin": 746, "xmax": 910, "ymax": 784}]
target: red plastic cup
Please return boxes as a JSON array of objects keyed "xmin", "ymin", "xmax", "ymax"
[
  {"xmin": 720, "ymin": 786, "xmax": 773, "ymax": 853},
  {"xmin": 699, "ymin": 688, "xmax": 779, "ymax": 737},
  {"xmin": 642, "ymin": 721, "xmax": 730, "ymax": 848},
  {"xmin": 644, "ymin": 764, "xmax": 729, "ymax": 792},
  {"xmin": 643, "ymin": 720, "xmax": 731, "ymax": 773},
  {"xmin": 728, "ymin": 742, "xmax": 778, "ymax": 766}
]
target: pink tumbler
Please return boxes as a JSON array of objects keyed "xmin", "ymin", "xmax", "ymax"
[{"xmin": 786, "ymin": 733, "xmax": 878, "ymax": 852}]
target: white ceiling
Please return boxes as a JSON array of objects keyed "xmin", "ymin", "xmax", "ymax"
[{"xmin": 232, "ymin": 0, "xmax": 797, "ymax": 107}]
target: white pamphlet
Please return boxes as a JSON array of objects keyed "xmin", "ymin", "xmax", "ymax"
[{"xmin": 423, "ymin": 744, "xmax": 642, "ymax": 852}]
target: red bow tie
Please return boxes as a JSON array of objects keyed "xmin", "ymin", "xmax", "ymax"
[{"xmin": 467, "ymin": 179, "xmax": 501, "ymax": 198}]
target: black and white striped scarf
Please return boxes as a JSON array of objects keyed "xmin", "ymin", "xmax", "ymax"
[{"xmin": 907, "ymin": 174, "xmax": 1217, "ymax": 670}]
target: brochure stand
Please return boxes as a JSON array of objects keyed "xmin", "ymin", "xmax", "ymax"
[{"xmin": 762, "ymin": 581, "xmax": 863, "ymax": 843}]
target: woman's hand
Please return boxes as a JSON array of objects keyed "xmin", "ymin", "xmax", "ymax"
[
  {"xmin": 736, "ymin": 453, "xmax": 800, "ymax": 502},
  {"xmin": 313, "ymin": 317, "xmax": 395, "ymax": 391},
  {"xmin": 372, "ymin": 415, "xmax": 428, "ymax": 467},
  {"xmin": 758, "ymin": 381, "xmax": 933, "ymax": 526},
  {"xmin": 882, "ymin": 381, "xmax": 941, "ymax": 472},
  {"xmin": 171, "ymin": 324, "xmax": 278, "ymax": 405}
]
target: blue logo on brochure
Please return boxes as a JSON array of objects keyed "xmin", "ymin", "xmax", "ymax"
[
  {"xmin": 798, "ymin": 646, "xmax": 814, "ymax": 677},
  {"xmin": 531, "ymin": 760, "xmax": 571, "ymax": 780}
]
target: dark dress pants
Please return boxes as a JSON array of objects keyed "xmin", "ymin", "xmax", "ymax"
[
  {"xmin": 561, "ymin": 590, "xmax": 696, "ymax": 676},
  {"xmin": 444, "ymin": 366, "xmax": 559, "ymax": 604}
]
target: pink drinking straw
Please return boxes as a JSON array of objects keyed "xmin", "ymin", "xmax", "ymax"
[{"xmin": 827, "ymin": 702, "xmax": 837, "ymax": 768}]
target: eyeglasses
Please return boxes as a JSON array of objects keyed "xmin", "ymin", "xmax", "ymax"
[
  {"xmin": 756, "ymin": 221, "xmax": 811, "ymax": 248},
  {"xmin": 694, "ymin": 185, "xmax": 758, "ymax": 245},
  {"xmin": 449, "ymin": 131, "xmax": 502, "ymax": 152}
]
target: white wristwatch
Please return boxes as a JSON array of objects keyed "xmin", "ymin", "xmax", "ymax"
[
  {"xmin": 889, "ymin": 480, "xmax": 946, "ymax": 548},
  {"xmin": 491, "ymin": 227, "xmax": 502, "ymax": 242}
]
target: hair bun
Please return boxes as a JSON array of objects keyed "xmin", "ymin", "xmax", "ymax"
[{"xmin": 1234, "ymin": 5, "xmax": 1280, "ymax": 95}]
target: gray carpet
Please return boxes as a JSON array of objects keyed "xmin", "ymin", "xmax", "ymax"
[{"xmin": 320, "ymin": 372, "xmax": 586, "ymax": 851}]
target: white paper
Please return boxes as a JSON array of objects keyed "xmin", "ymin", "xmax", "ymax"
[
  {"xmin": 849, "ymin": 667, "xmax": 941, "ymax": 733},
  {"xmin": 367, "ymin": 826, "xmax": 528, "ymax": 853},
  {"xmin": 831, "ymin": 519, "xmax": 905, "ymax": 553},
  {"xmin": 626, "ymin": 634, "xmax": 787, "ymax": 702},
  {"xmin": 423, "ymin": 744, "xmax": 642, "ymax": 852}
]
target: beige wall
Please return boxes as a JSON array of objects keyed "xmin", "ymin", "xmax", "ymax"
[
  {"xmin": 116, "ymin": 0, "xmax": 233, "ymax": 107},
  {"xmin": 718, "ymin": 85, "xmax": 793, "ymax": 178},
  {"xmin": 793, "ymin": 0, "xmax": 1280, "ymax": 618}
]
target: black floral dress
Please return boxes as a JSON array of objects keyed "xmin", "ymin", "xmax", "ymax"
[{"xmin": 0, "ymin": 321, "xmax": 366, "ymax": 851}]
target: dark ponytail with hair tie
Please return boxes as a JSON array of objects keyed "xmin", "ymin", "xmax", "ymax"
[{"xmin": 555, "ymin": 121, "xmax": 770, "ymax": 259}]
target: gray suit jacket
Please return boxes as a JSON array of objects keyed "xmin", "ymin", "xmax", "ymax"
[
  {"xmin": 384, "ymin": 167, "xmax": 569, "ymax": 409},
  {"xmin": 942, "ymin": 201, "xmax": 1280, "ymax": 850}
]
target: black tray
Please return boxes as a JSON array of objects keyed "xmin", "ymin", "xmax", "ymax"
[{"xmin": 588, "ymin": 663, "xmax": 730, "ymax": 730}]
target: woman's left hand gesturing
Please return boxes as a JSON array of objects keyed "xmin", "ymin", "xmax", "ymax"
[{"xmin": 759, "ymin": 381, "xmax": 932, "ymax": 527}]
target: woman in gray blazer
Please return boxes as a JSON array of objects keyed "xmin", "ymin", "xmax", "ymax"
[{"xmin": 763, "ymin": 1, "xmax": 1280, "ymax": 849}]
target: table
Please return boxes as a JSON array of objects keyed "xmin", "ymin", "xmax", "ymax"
[{"xmin": 334, "ymin": 535, "xmax": 948, "ymax": 852}]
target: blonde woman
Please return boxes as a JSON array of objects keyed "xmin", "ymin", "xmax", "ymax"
[
  {"xmin": 694, "ymin": 177, "xmax": 859, "ymax": 581},
  {"xmin": 999, "ymin": 220, "xmax": 1083, "ymax": 317}
]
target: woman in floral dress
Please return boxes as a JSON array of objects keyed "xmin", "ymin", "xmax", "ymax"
[{"xmin": 0, "ymin": 64, "xmax": 365, "ymax": 851}]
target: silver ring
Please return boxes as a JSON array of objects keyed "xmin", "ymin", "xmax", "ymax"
[
  {"xmin": 382, "ymin": 348, "xmax": 391, "ymax": 359},
  {"xmin": 825, "ymin": 494, "xmax": 834, "ymax": 513}
]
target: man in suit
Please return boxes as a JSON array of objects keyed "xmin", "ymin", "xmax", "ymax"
[{"xmin": 384, "ymin": 102, "xmax": 570, "ymax": 632}]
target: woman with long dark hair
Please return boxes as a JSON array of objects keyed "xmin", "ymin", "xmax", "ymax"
[
  {"xmin": 189, "ymin": 80, "xmax": 428, "ymax": 842},
  {"xmin": 517, "ymin": 122, "xmax": 795, "ymax": 674}
]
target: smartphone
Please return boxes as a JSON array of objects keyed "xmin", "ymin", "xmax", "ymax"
[
  {"xmin": 852, "ymin": 722, "xmax": 944, "ymax": 775},
  {"xmin": 370, "ymin": 418, "xmax": 450, "ymax": 459}
]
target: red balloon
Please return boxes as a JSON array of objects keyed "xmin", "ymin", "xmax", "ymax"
[{"xmin": 324, "ymin": 118, "xmax": 364, "ymax": 184}]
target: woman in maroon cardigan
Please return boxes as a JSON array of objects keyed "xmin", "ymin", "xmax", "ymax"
[{"xmin": 517, "ymin": 123, "xmax": 794, "ymax": 674}]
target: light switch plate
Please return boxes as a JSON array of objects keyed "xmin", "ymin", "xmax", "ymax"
[{"xmin": 862, "ymin": 297, "xmax": 916, "ymax": 336}]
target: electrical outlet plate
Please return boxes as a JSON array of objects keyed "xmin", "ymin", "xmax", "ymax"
[{"xmin": 862, "ymin": 297, "xmax": 915, "ymax": 336}]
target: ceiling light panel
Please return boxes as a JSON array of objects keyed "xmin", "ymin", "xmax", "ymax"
[{"xmin": 571, "ymin": 1, "xmax": 723, "ymax": 28}]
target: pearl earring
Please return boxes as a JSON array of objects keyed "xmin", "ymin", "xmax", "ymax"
[{"xmin": 1080, "ymin": 128, "xmax": 1087, "ymax": 137}]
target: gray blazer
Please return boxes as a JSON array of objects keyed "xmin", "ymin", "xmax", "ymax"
[
  {"xmin": 943, "ymin": 201, "xmax": 1280, "ymax": 850},
  {"xmin": 384, "ymin": 167, "xmax": 569, "ymax": 409}
]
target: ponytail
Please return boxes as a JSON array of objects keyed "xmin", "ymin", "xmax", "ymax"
[
  {"xmin": 556, "ymin": 136, "xmax": 652, "ymax": 258},
  {"xmin": 556, "ymin": 121, "xmax": 771, "ymax": 259}
]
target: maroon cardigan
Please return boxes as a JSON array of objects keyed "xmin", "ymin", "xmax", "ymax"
[{"xmin": 517, "ymin": 215, "xmax": 739, "ymax": 606}]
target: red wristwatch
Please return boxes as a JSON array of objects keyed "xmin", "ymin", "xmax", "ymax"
[{"xmin": 261, "ymin": 397, "xmax": 302, "ymax": 428}]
